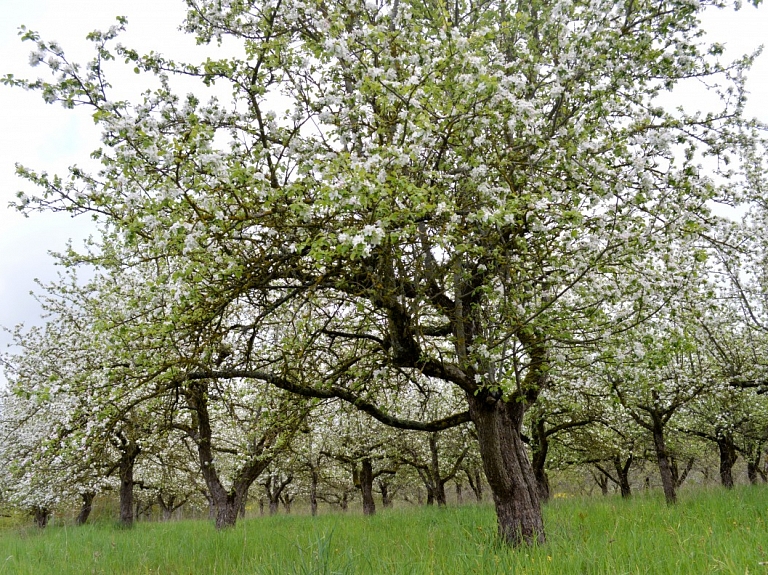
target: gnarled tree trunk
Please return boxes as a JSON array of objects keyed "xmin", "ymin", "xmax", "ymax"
[
  {"xmin": 468, "ymin": 395, "xmax": 545, "ymax": 546},
  {"xmin": 360, "ymin": 457, "xmax": 376, "ymax": 516},
  {"xmin": 651, "ymin": 417, "xmax": 676, "ymax": 505},
  {"xmin": 613, "ymin": 455, "xmax": 633, "ymax": 498},
  {"xmin": 76, "ymin": 492, "xmax": 95, "ymax": 526},
  {"xmin": 717, "ymin": 435, "xmax": 738, "ymax": 489},
  {"xmin": 117, "ymin": 437, "xmax": 141, "ymax": 527}
]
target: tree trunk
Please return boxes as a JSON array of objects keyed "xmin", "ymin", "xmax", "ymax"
[
  {"xmin": 185, "ymin": 381, "xmax": 274, "ymax": 529},
  {"xmin": 747, "ymin": 460, "xmax": 759, "ymax": 485},
  {"xmin": 717, "ymin": 436, "xmax": 738, "ymax": 489},
  {"xmin": 32, "ymin": 506, "xmax": 50, "ymax": 528},
  {"xmin": 455, "ymin": 481, "xmax": 463, "ymax": 505},
  {"xmin": 205, "ymin": 492, "xmax": 215, "ymax": 520},
  {"xmin": 651, "ymin": 420, "xmax": 676, "ymax": 505},
  {"xmin": 435, "ymin": 481, "xmax": 447, "ymax": 507},
  {"xmin": 118, "ymin": 445, "xmax": 139, "ymax": 527},
  {"xmin": 263, "ymin": 473, "xmax": 292, "ymax": 517},
  {"xmin": 465, "ymin": 469, "xmax": 484, "ymax": 502},
  {"xmin": 310, "ymin": 469, "xmax": 319, "ymax": 516},
  {"xmin": 214, "ymin": 495, "xmax": 243, "ymax": 529},
  {"xmin": 379, "ymin": 479, "xmax": 393, "ymax": 508},
  {"xmin": 239, "ymin": 491, "xmax": 248, "ymax": 519},
  {"xmin": 428, "ymin": 433, "xmax": 448, "ymax": 507},
  {"xmin": 468, "ymin": 395, "xmax": 545, "ymax": 546},
  {"xmin": 594, "ymin": 470, "xmax": 609, "ymax": 496},
  {"xmin": 530, "ymin": 414, "xmax": 551, "ymax": 503},
  {"xmin": 76, "ymin": 492, "xmax": 95, "ymax": 526},
  {"xmin": 670, "ymin": 456, "xmax": 695, "ymax": 489},
  {"xmin": 360, "ymin": 457, "xmax": 376, "ymax": 516},
  {"xmin": 281, "ymin": 493, "xmax": 294, "ymax": 514},
  {"xmin": 161, "ymin": 501, "xmax": 174, "ymax": 522},
  {"xmin": 613, "ymin": 455, "xmax": 632, "ymax": 498}
]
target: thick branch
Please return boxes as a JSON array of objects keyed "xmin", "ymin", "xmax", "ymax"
[{"xmin": 187, "ymin": 370, "xmax": 471, "ymax": 431}]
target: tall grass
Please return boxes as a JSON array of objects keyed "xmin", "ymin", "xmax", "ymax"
[{"xmin": 0, "ymin": 486, "xmax": 766, "ymax": 574}]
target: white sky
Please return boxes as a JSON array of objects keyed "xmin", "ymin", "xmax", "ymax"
[{"xmin": 1, "ymin": 1, "xmax": 767, "ymax": 364}]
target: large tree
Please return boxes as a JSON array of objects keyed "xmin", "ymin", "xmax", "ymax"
[{"xmin": 7, "ymin": 0, "xmax": 762, "ymax": 545}]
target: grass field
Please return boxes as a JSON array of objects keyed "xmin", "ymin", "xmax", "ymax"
[{"xmin": 1, "ymin": 487, "xmax": 767, "ymax": 574}]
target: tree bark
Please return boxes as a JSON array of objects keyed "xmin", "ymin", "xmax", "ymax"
[
  {"xmin": 118, "ymin": 439, "xmax": 141, "ymax": 527},
  {"xmin": 32, "ymin": 506, "xmax": 50, "ymax": 529},
  {"xmin": 651, "ymin": 418, "xmax": 676, "ymax": 505},
  {"xmin": 746, "ymin": 444, "xmax": 766, "ymax": 484},
  {"xmin": 310, "ymin": 469, "xmax": 319, "ymax": 516},
  {"xmin": 468, "ymin": 395, "xmax": 545, "ymax": 546},
  {"xmin": 613, "ymin": 455, "xmax": 632, "ymax": 498},
  {"xmin": 360, "ymin": 457, "xmax": 376, "ymax": 516},
  {"xmin": 427, "ymin": 434, "xmax": 449, "ymax": 507},
  {"xmin": 378, "ymin": 478, "xmax": 393, "ymax": 508},
  {"xmin": 76, "ymin": 492, "xmax": 95, "ymax": 526},
  {"xmin": 530, "ymin": 413, "xmax": 550, "ymax": 502},
  {"xmin": 717, "ymin": 435, "xmax": 738, "ymax": 489},
  {"xmin": 239, "ymin": 491, "xmax": 248, "ymax": 519}
]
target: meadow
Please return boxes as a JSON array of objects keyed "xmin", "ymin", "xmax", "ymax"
[{"xmin": 1, "ymin": 487, "xmax": 767, "ymax": 574}]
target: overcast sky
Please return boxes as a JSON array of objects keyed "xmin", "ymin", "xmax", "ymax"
[{"xmin": 1, "ymin": 1, "xmax": 768, "ymax": 367}]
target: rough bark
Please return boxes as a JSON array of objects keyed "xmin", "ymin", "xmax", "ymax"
[
  {"xmin": 651, "ymin": 418, "xmax": 676, "ymax": 505},
  {"xmin": 118, "ymin": 438, "xmax": 141, "ymax": 527},
  {"xmin": 310, "ymin": 469, "xmax": 319, "ymax": 516},
  {"xmin": 468, "ymin": 395, "xmax": 545, "ymax": 546},
  {"xmin": 613, "ymin": 455, "xmax": 633, "ymax": 498},
  {"xmin": 360, "ymin": 457, "xmax": 376, "ymax": 516},
  {"xmin": 530, "ymin": 414, "xmax": 550, "ymax": 502},
  {"xmin": 239, "ymin": 492, "xmax": 248, "ymax": 519},
  {"xmin": 76, "ymin": 492, "xmax": 95, "ymax": 526},
  {"xmin": 717, "ymin": 436, "xmax": 738, "ymax": 489}
]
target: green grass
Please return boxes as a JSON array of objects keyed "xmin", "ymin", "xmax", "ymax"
[{"xmin": 1, "ymin": 487, "xmax": 767, "ymax": 574}]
